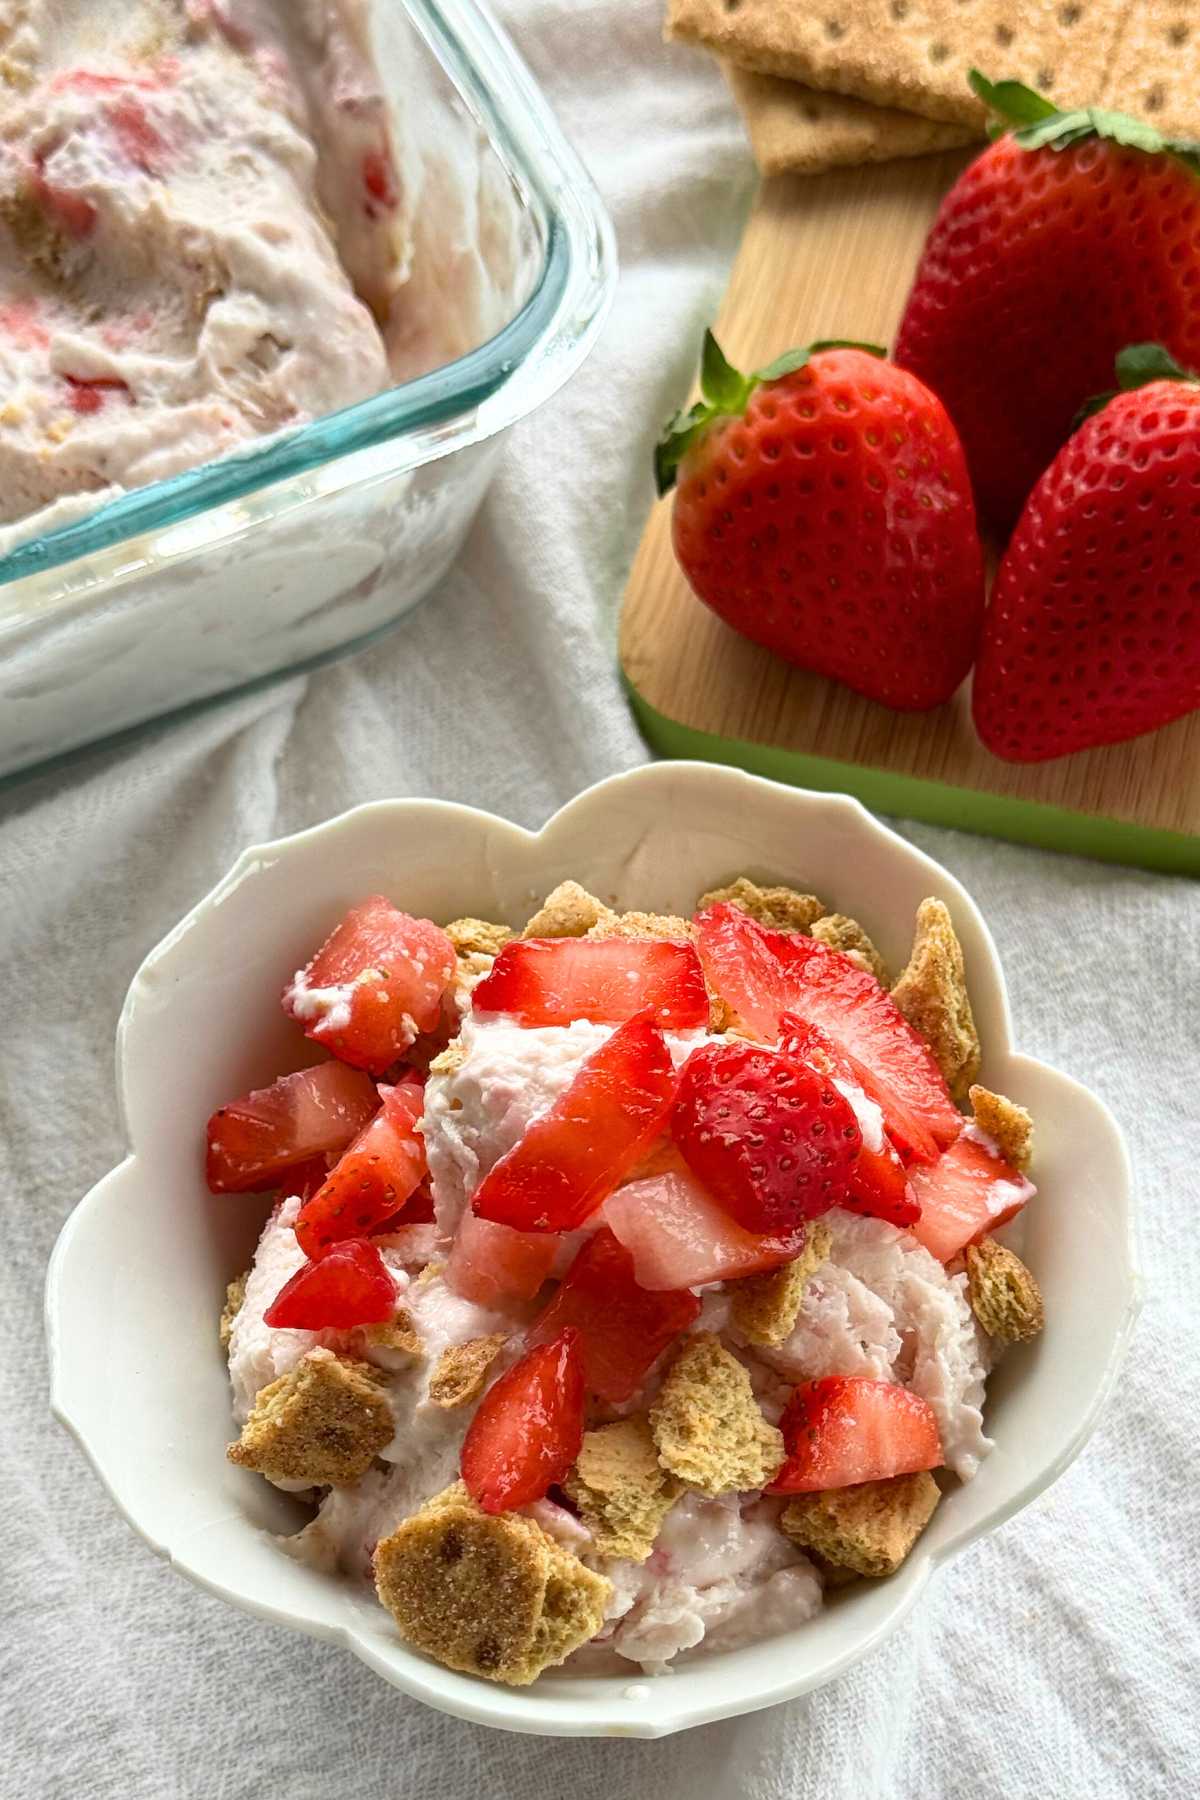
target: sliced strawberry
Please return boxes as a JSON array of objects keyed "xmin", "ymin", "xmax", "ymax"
[
  {"xmin": 472, "ymin": 935, "xmax": 708, "ymax": 1030},
  {"xmin": 294, "ymin": 1082, "xmax": 426, "ymax": 1258},
  {"xmin": 460, "ymin": 1328, "xmax": 585, "ymax": 1514},
  {"xmin": 696, "ymin": 904, "xmax": 960, "ymax": 1162},
  {"xmin": 205, "ymin": 1062, "xmax": 380, "ymax": 1193},
  {"xmin": 443, "ymin": 1211, "xmax": 558, "ymax": 1307},
  {"xmin": 604, "ymin": 1170, "xmax": 803, "ymax": 1289},
  {"xmin": 471, "ymin": 1010, "xmax": 677, "ymax": 1233},
  {"xmin": 780, "ymin": 1017, "xmax": 920, "ymax": 1228},
  {"xmin": 671, "ymin": 1040, "xmax": 861, "ymax": 1234},
  {"xmin": 263, "ymin": 1238, "xmax": 396, "ymax": 1330},
  {"xmin": 846, "ymin": 1141, "xmax": 921, "ymax": 1228},
  {"xmin": 283, "ymin": 896, "xmax": 455, "ymax": 1075},
  {"xmin": 527, "ymin": 1228, "xmax": 699, "ymax": 1404},
  {"xmin": 770, "ymin": 1377, "xmax": 942, "ymax": 1493},
  {"xmin": 907, "ymin": 1129, "xmax": 1035, "ymax": 1263}
]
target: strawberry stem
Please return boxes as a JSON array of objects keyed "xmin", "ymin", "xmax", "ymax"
[
  {"xmin": 655, "ymin": 330, "xmax": 884, "ymax": 495},
  {"xmin": 1075, "ymin": 342, "xmax": 1200, "ymax": 424},
  {"xmin": 969, "ymin": 67, "xmax": 1200, "ymax": 173}
]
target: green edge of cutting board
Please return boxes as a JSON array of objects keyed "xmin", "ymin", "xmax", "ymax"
[{"xmin": 623, "ymin": 672, "xmax": 1200, "ymax": 879}]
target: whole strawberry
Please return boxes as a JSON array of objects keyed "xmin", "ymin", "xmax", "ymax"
[
  {"xmin": 972, "ymin": 344, "xmax": 1200, "ymax": 761},
  {"xmin": 656, "ymin": 333, "xmax": 985, "ymax": 710},
  {"xmin": 895, "ymin": 72, "xmax": 1200, "ymax": 531}
]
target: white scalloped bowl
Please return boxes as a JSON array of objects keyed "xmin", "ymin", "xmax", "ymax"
[{"xmin": 45, "ymin": 763, "xmax": 1139, "ymax": 1737}]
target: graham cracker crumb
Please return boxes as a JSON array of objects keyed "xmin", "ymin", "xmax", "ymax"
[
  {"xmin": 428, "ymin": 1334, "xmax": 507, "ymax": 1409},
  {"xmin": 590, "ymin": 909, "xmax": 695, "ymax": 942},
  {"xmin": 966, "ymin": 1238, "xmax": 1044, "ymax": 1343},
  {"xmin": 781, "ymin": 1472, "xmax": 941, "ymax": 1577},
  {"xmin": 523, "ymin": 881, "xmax": 615, "ymax": 940},
  {"xmin": 563, "ymin": 1417, "xmax": 682, "ymax": 1561},
  {"xmin": 697, "ymin": 876, "xmax": 825, "ymax": 933},
  {"xmin": 429, "ymin": 1037, "xmax": 466, "ymax": 1077},
  {"xmin": 227, "ymin": 1349, "xmax": 393, "ymax": 1487},
  {"xmin": 219, "ymin": 1270, "xmax": 249, "ymax": 1351},
  {"xmin": 444, "ymin": 917, "xmax": 513, "ymax": 960},
  {"xmin": 891, "ymin": 898, "xmax": 980, "ymax": 1101},
  {"xmin": 650, "ymin": 1333, "xmax": 784, "ymax": 1496},
  {"xmin": 374, "ymin": 1482, "xmax": 611, "ymax": 1685},
  {"xmin": 969, "ymin": 1085, "xmax": 1034, "ymax": 1172},
  {"xmin": 362, "ymin": 1308, "xmax": 423, "ymax": 1358},
  {"xmin": 729, "ymin": 1222, "xmax": 832, "ymax": 1348},
  {"xmin": 810, "ymin": 913, "xmax": 888, "ymax": 985}
]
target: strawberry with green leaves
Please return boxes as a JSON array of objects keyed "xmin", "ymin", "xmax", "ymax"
[
  {"xmin": 656, "ymin": 333, "xmax": 985, "ymax": 712},
  {"xmin": 972, "ymin": 343, "xmax": 1200, "ymax": 761},
  {"xmin": 895, "ymin": 72, "xmax": 1200, "ymax": 531}
]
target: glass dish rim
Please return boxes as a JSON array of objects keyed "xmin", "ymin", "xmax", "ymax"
[{"xmin": 0, "ymin": 0, "xmax": 616, "ymax": 595}]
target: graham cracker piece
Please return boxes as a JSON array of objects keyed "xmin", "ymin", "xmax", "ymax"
[
  {"xmin": 429, "ymin": 1036, "xmax": 466, "ymax": 1076},
  {"xmin": 965, "ymin": 1237, "xmax": 1045, "ymax": 1342},
  {"xmin": 563, "ymin": 1417, "xmax": 683, "ymax": 1562},
  {"xmin": 780, "ymin": 1471, "xmax": 941, "ymax": 1575},
  {"xmin": 697, "ymin": 875, "xmax": 825, "ymax": 932},
  {"xmin": 1102, "ymin": 2, "xmax": 1200, "ymax": 140},
  {"xmin": 362, "ymin": 1308, "xmax": 423, "ymax": 1358},
  {"xmin": 428, "ymin": 1334, "xmax": 507, "ymax": 1409},
  {"xmin": 969, "ymin": 1084, "xmax": 1033, "ymax": 1172},
  {"xmin": 227, "ymin": 1349, "xmax": 393, "ymax": 1487},
  {"xmin": 650, "ymin": 1333, "xmax": 785, "ymax": 1495},
  {"xmin": 444, "ymin": 917, "xmax": 513, "ymax": 959},
  {"xmin": 891, "ymin": 897, "xmax": 980, "ymax": 1101},
  {"xmin": 523, "ymin": 881, "xmax": 615, "ymax": 940},
  {"xmin": 665, "ymin": 0, "xmax": 1121, "ymax": 128},
  {"xmin": 725, "ymin": 62, "xmax": 975, "ymax": 176},
  {"xmin": 589, "ymin": 909, "xmax": 696, "ymax": 941},
  {"xmin": 219, "ymin": 1270, "xmax": 248, "ymax": 1351},
  {"xmin": 374, "ymin": 1482, "xmax": 611, "ymax": 1685},
  {"xmin": 729, "ymin": 1222, "xmax": 833, "ymax": 1347},
  {"xmin": 810, "ymin": 913, "xmax": 889, "ymax": 985}
]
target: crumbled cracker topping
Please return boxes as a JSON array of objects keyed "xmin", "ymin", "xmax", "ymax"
[
  {"xmin": 522, "ymin": 880, "xmax": 615, "ymax": 939},
  {"xmin": 362, "ymin": 1308, "xmax": 423, "ymax": 1358},
  {"xmin": 969, "ymin": 1084, "xmax": 1034, "ymax": 1172},
  {"xmin": 429, "ymin": 1037, "xmax": 466, "ymax": 1077},
  {"xmin": 649, "ymin": 1333, "xmax": 784, "ymax": 1496},
  {"xmin": 227, "ymin": 1349, "xmax": 393, "ymax": 1488},
  {"xmin": 589, "ymin": 909, "xmax": 695, "ymax": 942},
  {"xmin": 729, "ymin": 1222, "xmax": 833, "ymax": 1348},
  {"xmin": 965, "ymin": 1237, "xmax": 1044, "ymax": 1343},
  {"xmin": 810, "ymin": 912, "xmax": 888, "ymax": 984},
  {"xmin": 444, "ymin": 917, "xmax": 513, "ymax": 960},
  {"xmin": 697, "ymin": 876, "xmax": 826, "ymax": 933},
  {"xmin": 780, "ymin": 1472, "xmax": 941, "ymax": 1577},
  {"xmin": 890, "ymin": 897, "xmax": 981, "ymax": 1101},
  {"xmin": 428, "ymin": 1334, "xmax": 507, "ymax": 1409},
  {"xmin": 219, "ymin": 1270, "xmax": 249, "ymax": 1351},
  {"xmin": 374, "ymin": 1481, "xmax": 611, "ymax": 1685},
  {"xmin": 563, "ymin": 1417, "xmax": 682, "ymax": 1562}
]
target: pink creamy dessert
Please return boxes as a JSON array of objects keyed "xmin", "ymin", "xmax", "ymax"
[{"xmin": 211, "ymin": 881, "xmax": 1043, "ymax": 1686}]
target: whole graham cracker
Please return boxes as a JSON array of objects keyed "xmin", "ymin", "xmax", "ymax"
[
  {"xmin": 1103, "ymin": 1, "xmax": 1200, "ymax": 139},
  {"xmin": 725, "ymin": 62, "xmax": 978, "ymax": 174},
  {"xmin": 667, "ymin": 0, "xmax": 1124, "ymax": 127}
]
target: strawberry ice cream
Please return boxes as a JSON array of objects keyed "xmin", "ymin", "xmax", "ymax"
[{"xmin": 212, "ymin": 882, "xmax": 1046, "ymax": 1685}]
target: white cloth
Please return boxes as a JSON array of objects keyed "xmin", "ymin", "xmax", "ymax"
[{"xmin": 1, "ymin": 4, "xmax": 1197, "ymax": 1795}]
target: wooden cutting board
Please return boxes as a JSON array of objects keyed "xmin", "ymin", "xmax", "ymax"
[{"xmin": 619, "ymin": 153, "xmax": 1200, "ymax": 876}]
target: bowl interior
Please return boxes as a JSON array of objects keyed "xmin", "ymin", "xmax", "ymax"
[{"xmin": 48, "ymin": 765, "xmax": 1138, "ymax": 1736}]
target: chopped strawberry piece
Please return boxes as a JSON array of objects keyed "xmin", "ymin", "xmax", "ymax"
[
  {"xmin": 780, "ymin": 1016, "xmax": 920, "ymax": 1227},
  {"xmin": 283, "ymin": 896, "xmax": 455, "ymax": 1076},
  {"xmin": 263, "ymin": 1238, "xmax": 396, "ymax": 1330},
  {"xmin": 846, "ymin": 1141, "xmax": 921, "ymax": 1228},
  {"xmin": 64, "ymin": 375, "xmax": 133, "ymax": 415},
  {"xmin": 389, "ymin": 1178, "xmax": 435, "ymax": 1225},
  {"xmin": 460, "ymin": 1329, "xmax": 585, "ymax": 1514},
  {"xmin": 528, "ymin": 1228, "xmax": 699, "ymax": 1403},
  {"xmin": 671, "ymin": 1040, "xmax": 861, "ymax": 1234},
  {"xmin": 443, "ymin": 1211, "xmax": 558, "ymax": 1307},
  {"xmin": 696, "ymin": 904, "xmax": 960, "ymax": 1162},
  {"xmin": 362, "ymin": 145, "xmax": 398, "ymax": 213},
  {"xmin": 471, "ymin": 1010, "xmax": 677, "ymax": 1232},
  {"xmin": 294, "ymin": 1082, "xmax": 427, "ymax": 1258},
  {"xmin": 29, "ymin": 152, "xmax": 97, "ymax": 236},
  {"xmin": 205, "ymin": 1062, "xmax": 380, "ymax": 1193},
  {"xmin": 906, "ymin": 1129, "xmax": 1034, "ymax": 1263},
  {"xmin": 604, "ymin": 1170, "xmax": 803, "ymax": 1289},
  {"xmin": 770, "ymin": 1377, "xmax": 943, "ymax": 1493},
  {"xmin": 472, "ymin": 936, "xmax": 708, "ymax": 1030}
]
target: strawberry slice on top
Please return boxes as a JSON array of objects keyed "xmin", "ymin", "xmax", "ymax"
[
  {"xmin": 471, "ymin": 1009, "xmax": 677, "ymax": 1233},
  {"xmin": 906, "ymin": 1127, "xmax": 1035, "ymax": 1263},
  {"xmin": 770, "ymin": 1376, "xmax": 943, "ymax": 1493},
  {"xmin": 205, "ymin": 1062, "xmax": 380, "ymax": 1193},
  {"xmin": 294, "ymin": 1080, "xmax": 427, "ymax": 1258},
  {"xmin": 443, "ymin": 1211, "xmax": 558, "ymax": 1308},
  {"xmin": 283, "ymin": 896, "xmax": 455, "ymax": 1076},
  {"xmin": 780, "ymin": 1015, "xmax": 920, "ymax": 1228},
  {"xmin": 604, "ymin": 1169, "xmax": 804, "ymax": 1290},
  {"xmin": 471, "ymin": 935, "xmax": 708, "ymax": 1030},
  {"xmin": 527, "ymin": 1227, "xmax": 700, "ymax": 1403},
  {"xmin": 263, "ymin": 1238, "xmax": 397, "ymax": 1331},
  {"xmin": 460, "ymin": 1328, "xmax": 585, "ymax": 1514},
  {"xmin": 671, "ymin": 1039, "xmax": 862, "ymax": 1234},
  {"xmin": 696, "ymin": 903, "xmax": 960, "ymax": 1163}
]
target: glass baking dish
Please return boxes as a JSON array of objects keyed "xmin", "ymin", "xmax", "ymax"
[{"xmin": 0, "ymin": 0, "xmax": 616, "ymax": 780}]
